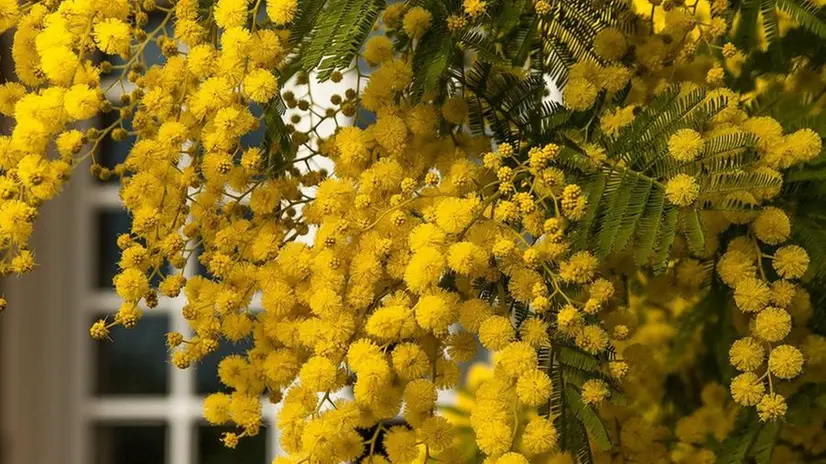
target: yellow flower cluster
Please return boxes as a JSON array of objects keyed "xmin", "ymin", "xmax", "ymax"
[
  {"xmin": 3, "ymin": 0, "xmax": 826, "ymax": 461},
  {"xmin": 719, "ymin": 216, "xmax": 810, "ymax": 421}
]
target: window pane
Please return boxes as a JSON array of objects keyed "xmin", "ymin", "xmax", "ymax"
[
  {"xmin": 94, "ymin": 423, "xmax": 167, "ymax": 464},
  {"xmin": 96, "ymin": 211, "xmax": 131, "ymax": 289},
  {"xmin": 195, "ymin": 338, "xmax": 253, "ymax": 395},
  {"xmin": 196, "ymin": 424, "xmax": 266, "ymax": 464},
  {"xmin": 94, "ymin": 314, "xmax": 169, "ymax": 396},
  {"xmin": 95, "ymin": 110, "xmax": 133, "ymax": 181},
  {"xmin": 96, "ymin": 211, "xmax": 169, "ymax": 289}
]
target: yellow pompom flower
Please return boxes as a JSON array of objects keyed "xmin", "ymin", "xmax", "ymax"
[
  {"xmin": 559, "ymin": 251, "xmax": 598, "ymax": 284},
  {"xmin": 609, "ymin": 361, "xmax": 629, "ymax": 379},
  {"xmin": 392, "ymin": 343, "xmax": 430, "ymax": 380},
  {"xmin": 93, "ymin": 18, "xmax": 132, "ymax": 56},
  {"xmin": 665, "ymin": 174, "xmax": 699, "ymax": 206},
  {"xmin": 404, "ymin": 379, "xmax": 436, "ymax": 413},
  {"xmin": 203, "ymin": 393, "xmax": 232, "ymax": 425},
  {"xmin": 64, "ymin": 85, "xmax": 100, "ymax": 120},
  {"xmin": 593, "ymin": 27, "xmax": 627, "ymax": 61},
  {"xmin": 753, "ymin": 307, "xmax": 792, "ymax": 342},
  {"xmin": 730, "ymin": 372, "xmax": 764, "ymax": 406},
  {"xmin": 475, "ymin": 421, "xmax": 512, "ymax": 456},
  {"xmin": 757, "ymin": 393, "xmax": 787, "ymax": 422},
  {"xmin": 229, "ymin": 393, "xmax": 262, "ymax": 430},
  {"xmin": 772, "ymin": 245, "xmax": 809, "ymax": 279},
  {"xmin": 373, "ymin": 113, "xmax": 408, "ymax": 154},
  {"xmin": 498, "ymin": 341, "xmax": 537, "ymax": 378},
  {"xmin": 520, "ymin": 318, "xmax": 550, "ymax": 347},
  {"xmin": 478, "ymin": 315, "xmax": 514, "ymax": 350},
  {"xmin": 668, "ymin": 129, "xmax": 704, "ymax": 162},
  {"xmin": 214, "ymin": 0, "xmax": 248, "ymax": 29},
  {"xmin": 581, "ymin": 379, "xmax": 610, "ymax": 405},
  {"xmin": 446, "ymin": 331, "xmax": 477, "ymax": 362},
  {"xmin": 521, "ymin": 417, "xmax": 558, "ymax": 455},
  {"xmin": 266, "ymin": 0, "xmax": 297, "ymax": 25},
  {"xmin": 768, "ymin": 345, "xmax": 804, "ymax": 379},
  {"xmin": 497, "ymin": 452, "xmax": 530, "ymax": 464},
  {"xmin": 402, "ymin": 6, "xmax": 431, "ymax": 39},
  {"xmin": 363, "ymin": 35, "xmax": 394, "ymax": 66},
  {"xmin": 771, "ymin": 280, "xmax": 797, "ymax": 308},
  {"xmin": 243, "ymin": 68, "xmax": 278, "ymax": 103},
  {"xmin": 55, "ymin": 130, "xmax": 85, "ymax": 158},
  {"xmin": 786, "ymin": 128, "xmax": 822, "ymax": 163},
  {"xmin": 441, "ymin": 96, "xmax": 468, "ymax": 125},
  {"xmin": 113, "ymin": 268, "xmax": 149, "ymax": 302},
  {"xmin": 733, "ymin": 277, "xmax": 770, "ymax": 313},
  {"xmin": 434, "ymin": 197, "xmax": 476, "ymax": 234},
  {"xmin": 600, "ymin": 65, "xmax": 631, "ymax": 93},
  {"xmin": 752, "ymin": 206, "xmax": 790, "ymax": 245},
  {"xmin": 221, "ymin": 313, "xmax": 252, "ymax": 342},
  {"xmin": 0, "ymin": 0, "xmax": 19, "ymax": 33},
  {"xmin": 414, "ymin": 291, "xmax": 458, "ymax": 333},
  {"xmin": 463, "ymin": 0, "xmax": 487, "ymax": 18},
  {"xmin": 384, "ymin": 426, "xmax": 419, "ymax": 464},
  {"xmin": 366, "ymin": 305, "xmax": 416, "ymax": 341},
  {"xmin": 575, "ymin": 325, "xmax": 609, "ymax": 354},
  {"xmin": 416, "ymin": 416, "xmax": 454, "ymax": 452},
  {"xmin": 706, "ymin": 66, "xmax": 725, "ymax": 85},
  {"xmin": 717, "ymin": 250, "xmax": 755, "ymax": 287},
  {"xmin": 404, "ymin": 246, "xmax": 446, "ymax": 293},
  {"xmin": 458, "ymin": 299, "xmax": 493, "ymax": 333},
  {"xmin": 516, "ymin": 368, "xmax": 552, "ymax": 406},
  {"xmin": 447, "ymin": 241, "xmax": 488, "ymax": 275},
  {"xmin": 563, "ymin": 78, "xmax": 598, "ymax": 111},
  {"xmin": 299, "ymin": 356, "xmax": 338, "ymax": 392},
  {"xmin": 0, "ymin": 82, "xmax": 25, "ymax": 117},
  {"xmin": 729, "ymin": 337, "xmax": 764, "ymax": 371},
  {"xmin": 40, "ymin": 47, "xmax": 80, "ymax": 85},
  {"xmin": 556, "ymin": 304, "xmax": 582, "ymax": 335}
]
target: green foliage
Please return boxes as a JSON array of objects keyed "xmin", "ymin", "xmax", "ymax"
[
  {"xmin": 534, "ymin": 0, "xmax": 632, "ymax": 85},
  {"xmin": 456, "ymin": 61, "xmax": 549, "ymax": 142},
  {"xmin": 717, "ymin": 409, "xmax": 763, "ymax": 463},
  {"xmin": 564, "ymin": 386, "xmax": 612, "ymax": 451},
  {"xmin": 261, "ymin": 96, "xmax": 294, "ymax": 171},
  {"xmin": 717, "ymin": 408, "xmax": 782, "ymax": 463},
  {"xmin": 777, "ymin": 0, "xmax": 826, "ymax": 40},
  {"xmin": 412, "ymin": 25, "xmax": 453, "ymax": 99},
  {"xmin": 288, "ymin": 0, "xmax": 329, "ymax": 46},
  {"xmin": 561, "ymin": 87, "xmax": 787, "ymax": 270},
  {"xmin": 730, "ymin": 0, "xmax": 826, "ymax": 80},
  {"xmin": 299, "ymin": 0, "xmax": 384, "ymax": 81},
  {"xmin": 668, "ymin": 289, "xmax": 721, "ymax": 365},
  {"xmin": 547, "ymin": 356, "xmax": 595, "ymax": 464}
]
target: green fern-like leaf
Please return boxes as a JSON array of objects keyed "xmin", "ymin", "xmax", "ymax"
[
  {"xmin": 459, "ymin": 30, "xmax": 508, "ymax": 65},
  {"xmin": 733, "ymin": 0, "xmax": 765, "ymax": 50},
  {"xmin": 791, "ymin": 214, "xmax": 826, "ymax": 280},
  {"xmin": 682, "ymin": 208, "xmax": 706, "ymax": 255},
  {"xmin": 457, "ymin": 61, "xmax": 548, "ymax": 142},
  {"xmin": 300, "ymin": 0, "xmax": 383, "ymax": 81},
  {"xmin": 564, "ymin": 386, "xmax": 612, "ymax": 452},
  {"xmin": 288, "ymin": 0, "xmax": 329, "ymax": 46},
  {"xmin": 777, "ymin": 0, "xmax": 826, "ymax": 39},
  {"xmin": 751, "ymin": 421, "xmax": 780, "ymax": 464},
  {"xmin": 717, "ymin": 409, "xmax": 762, "ymax": 463},
  {"xmin": 412, "ymin": 25, "xmax": 454, "ymax": 100},
  {"xmin": 557, "ymin": 346, "xmax": 601, "ymax": 373},
  {"xmin": 668, "ymin": 290, "xmax": 720, "ymax": 364}
]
